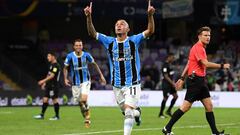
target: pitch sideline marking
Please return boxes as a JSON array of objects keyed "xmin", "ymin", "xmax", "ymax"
[
  {"xmin": 63, "ymin": 122, "xmax": 240, "ymax": 135},
  {"xmin": 0, "ymin": 111, "xmax": 13, "ymax": 114}
]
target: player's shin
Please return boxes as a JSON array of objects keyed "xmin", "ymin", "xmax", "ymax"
[
  {"xmin": 80, "ymin": 101, "xmax": 90, "ymax": 119},
  {"xmin": 124, "ymin": 108, "xmax": 134, "ymax": 135},
  {"xmin": 53, "ymin": 103, "xmax": 59, "ymax": 118},
  {"xmin": 41, "ymin": 103, "xmax": 48, "ymax": 116}
]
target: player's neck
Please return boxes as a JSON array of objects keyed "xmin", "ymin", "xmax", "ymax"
[
  {"xmin": 116, "ymin": 33, "xmax": 127, "ymax": 42},
  {"xmin": 51, "ymin": 60, "xmax": 57, "ymax": 64},
  {"xmin": 199, "ymin": 40, "xmax": 207, "ymax": 48},
  {"xmin": 75, "ymin": 51, "xmax": 82, "ymax": 56}
]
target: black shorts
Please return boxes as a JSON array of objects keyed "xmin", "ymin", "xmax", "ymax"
[
  {"xmin": 185, "ymin": 76, "xmax": 210, "ymax": 103},
  {"xmin": 162, "ymin": 81, "xmax": 176, "ymax": 97},
  {"xmin": 44, "ymin": 85, "xmax": 59, "ymax": 99}
]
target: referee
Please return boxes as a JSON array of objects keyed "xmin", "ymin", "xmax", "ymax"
[
  {"xmin": 162, "ymin": 26, "xmax": 230, "ymax": 135},
  {"xmin": 158, "ymin": 53, "xmax": 178, "ymax": 118}
]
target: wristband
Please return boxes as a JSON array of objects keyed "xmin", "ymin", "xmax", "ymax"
[
  {"xmin": 180, "ymin": 76, "xmax": 185, "ymax": 81},
  {"xmin": 220, "ymin": 63, "xmax": 224, "ymax": 69}
]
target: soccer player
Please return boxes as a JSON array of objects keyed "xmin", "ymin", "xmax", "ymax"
[
  {"xmin": 158, "ymin": 53, "xmax": 178, "ymax": 118},
  {"xmin": 162, "ymin": 26, "xmax": 230, "ymax": 135},
  {"xmin": 34, "ymin": 52, "xmax": 61, "ymax": 120},
  {"xmin": 84, "ymin": 0, "xmax": 155, "ymax": 134},
  {"xmin": 63, "ymin": 38, "xmax": 106, "ymax": 128}
]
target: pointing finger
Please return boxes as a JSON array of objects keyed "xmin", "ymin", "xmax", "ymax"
[{"xmin": 90, "ymin": 2, "xmax": 92, "ymax": 9}]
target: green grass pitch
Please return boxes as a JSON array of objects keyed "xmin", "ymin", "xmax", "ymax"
[{"xmin": 0, "ymin": 107, "xmax": 239, "ymax": 135}]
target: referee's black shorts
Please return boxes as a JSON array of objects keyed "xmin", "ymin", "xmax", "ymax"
[
  {"xmin": 162, "ymin": 81, "xmax": 176, "ymax": 98},
  {"xmin": 185, "ymin": 76, "xmax": 210, "ymax": 103},
  {"xmin": 44, "ymin": 84, "xmax": 59, "ymax": 99}
]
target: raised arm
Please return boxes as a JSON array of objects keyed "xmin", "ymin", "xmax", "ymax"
[
  {"xmin": 84, "ymin": 2, "xmax": 97, "ymax": 39},
  {"xmin": 143, "ymin": 0, "xmax": 155, "ymax": 37}
]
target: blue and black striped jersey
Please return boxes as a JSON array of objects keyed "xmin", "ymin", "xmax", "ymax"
[
  {"xmin": 96, "ymin": 32, "xmax": 145, "ymax": 87},
  {"xmin": 64, "ymin": 51, "xmax": 94, "ymax": 85}
]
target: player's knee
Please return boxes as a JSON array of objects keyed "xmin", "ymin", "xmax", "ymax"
[
  {"xmin": 43, "ymin": 98, "xmax": 49, "ymax": 103},
  {"xmin": 52, "ymin": 98, "xmax": 58, "ymax": 104},
  {"xmin": 180, "ymin": 107, "xmax": 190, "ymax": 112},
  {"xmin": 180, "ymin": 104, "xmax": 191, "ymax": 112},
  {"xmin": 163, "ymin": 97, "xmax": 168, "ymax": 101},
  {"xmin": 125, "ymin": 108, "xmax": 134, "ymax": 119},
  {"xmin": 205, "ymin": 103, "xmax": 213, "ymax": 112}
]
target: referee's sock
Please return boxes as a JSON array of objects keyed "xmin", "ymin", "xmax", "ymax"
[
  {"xmin": 165, "ymin": 108, "xmax": 184, "ymax": 131},
  {"xmin": 206, "ymin": 112, "xmax": 218, "ymax": 134},
  {"xmin": 41, "ymin": 103, "xmax": 48, "ymax": 116},
  {"xmin": 54, "ymin": 103, "xmax": 59, "ymax": 118}
]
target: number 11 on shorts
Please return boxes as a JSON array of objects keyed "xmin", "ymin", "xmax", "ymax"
[{"xmin": 130, "ymin": 86, "xmax": 137, "ymax": 95}]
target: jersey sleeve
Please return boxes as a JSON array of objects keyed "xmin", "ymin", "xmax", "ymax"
[
  {"xmin": 194, "ymin": 46, "xmax": 207, "ymax": 61},
  {"xmin": 64, "ymin": 54, "xmax": 71, "ymax": 66},
  {"xmin": 162, "ymin": 64, "xmax": 168, "ymax": 74},
  {"xmin": 86, "ymin": 53, "xmax": 95, "ymax": 63},
  {"xmin": 50, "ymin": 65, "xmax": 59, "ymax": 74},
  {"xmin": 96, "ymin": 32, "xmax": 114, "ymax": 49},
  {"xmin": 131, "ymin": 32, "xmax": 145, "ymax": 48}
]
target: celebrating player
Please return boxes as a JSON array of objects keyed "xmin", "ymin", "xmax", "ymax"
[
  {"xmin": 84, "ymin": 0, "xmax": 155, "ymax": 134},
  {"xmin": 63, "ymin": 38, "xmax": 106, "ymax": 128}
]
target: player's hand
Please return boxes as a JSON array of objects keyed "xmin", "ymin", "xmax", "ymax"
[
  {"xmin": 175, "ymin": 79, "xmax": 184, "ymax": 91},
  {"xmin": 84, "ymin": 2, "xmax": 92, "ymax": 16},
  {"xmin": 64, "ymin": 79, "xmax": 71, "ymax": 87},
  {"xmin": 100, "ymin": 75, "xmax": 106, "ymax": 85},
  {"xmin": 224, "ymin": 63, "xmax": 230, "ymax": 69},
  {"xmin": 171, "ymin": 82, "xmax": 176, "ymax": 88},
  {"xmin": 38, "ymin": 80, "xmax": 45, "ymax": 86},
  {"xmin": 40, "ymin": 83, "xmax": 46, "ymax": 90},
  {"xmin": 147, "ymin": 0, "xmax": 155, "ymax": 15}
]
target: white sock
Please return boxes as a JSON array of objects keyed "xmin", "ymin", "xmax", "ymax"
[
  {"xmin": 124, "ymin": 108, "xmax": 134, "ymax": 135},
  {"xmin": 133, "ymin": 109, "xmax": 140, "ymax": 117}
]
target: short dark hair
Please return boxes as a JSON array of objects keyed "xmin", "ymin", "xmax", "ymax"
[
  {"xmin": 47, "ymin": 51, "xmax": 57, "ymax": 57},
  {"xmin": 168, "ymin": 52, "xmax": 174, "ymax": 57},
  {"xmin": 197, "ymin": 26, "xmax": 211, "ymax": 36},
  {"xmin": 165, "ymin": 52, "xmax": 174, "ymax": 60},
  {"xmin": 73, "ymin": 38, "xmax": 83, "ymax": 45}
]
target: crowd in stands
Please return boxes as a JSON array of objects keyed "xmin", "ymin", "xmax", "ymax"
[{"xmin": 42, "ymin": 37, "xmax": 240, "ymax": 91}]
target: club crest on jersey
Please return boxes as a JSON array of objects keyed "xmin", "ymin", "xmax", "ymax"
[{"xmin": 214, "ymin": 0, "xmax": 240, "ymax": 24}]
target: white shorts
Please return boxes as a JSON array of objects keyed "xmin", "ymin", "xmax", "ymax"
[
  {"xmin": 113, "ymin": 84, "xmax": 141, "ymax": 108},
  {"xmin": 72, "ymin": 81, "xmax": 91, "ymax": 103}
]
